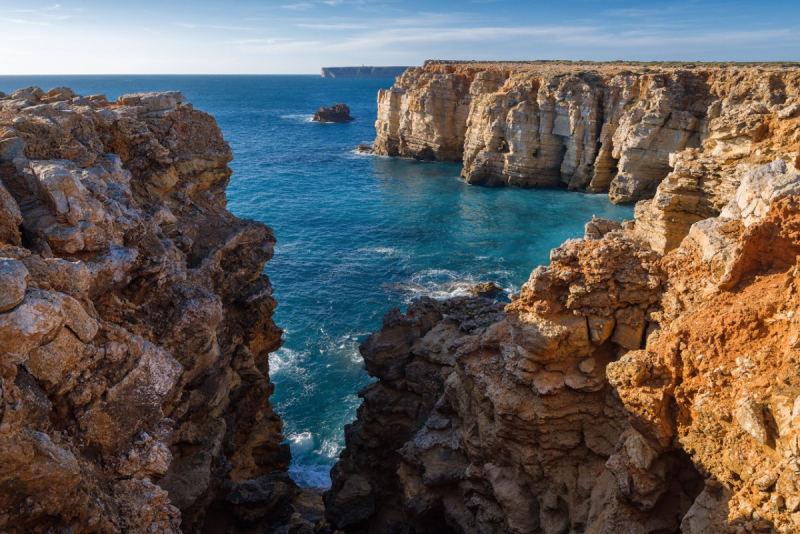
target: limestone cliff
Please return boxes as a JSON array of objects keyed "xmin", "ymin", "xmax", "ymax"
[
  {"xmin": 0, "ymin": 87, "xmax": 323, "ymax": 533},
  {"xmin": 325, "ymin": 159, "xmax": 800, "ymax": 533},
  {"xmin": 373, "ymin": 61, "xmax": 800, "ymax": 212}
]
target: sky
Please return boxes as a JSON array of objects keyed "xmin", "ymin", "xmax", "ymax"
[{"xmin": 0, "ymin": 0, "xmax": 798, "ymax": 74}]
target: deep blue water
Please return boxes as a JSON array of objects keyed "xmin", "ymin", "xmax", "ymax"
[{"xmin": 0, "ymin": 75, "xmax": 634, "ymax": 486}]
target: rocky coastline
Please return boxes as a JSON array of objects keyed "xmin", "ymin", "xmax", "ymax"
[
  {"xmin": 3, "ymin": 62, "xmax": 800, "ymax": 534},
  {"xmin": 372, "ymin": 61, "xmax": 800, "ymax": 207},
  {"xmin": 325, "ymin": 60, "xmax": 800, "ymax": 534},
  {"xmin": 325, "ymin": 158, "xmax": 800, "ymax": 534},
  {"xmin": 0, "ymin": 87, "xmax": 322, "ymax": 533}
]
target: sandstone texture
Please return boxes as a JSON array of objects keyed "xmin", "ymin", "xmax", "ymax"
[
  {"xmin": 373, "ymin": 61, "xmax": 800, "ymax": 226},
  {"xmin": 326, "ymin": 159, "xmax": 800, "ymax": 534},
  {"xmin": 0, "ymin": 87, "xmax": 325, "ymax": 533}
]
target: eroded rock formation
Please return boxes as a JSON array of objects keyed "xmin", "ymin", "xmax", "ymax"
[
  {"xmin": 373, "ymin": 61, "xmax": 800, "ymax": 208},
  {"xmin": 326, "ymin": 159, "xmax": 800, "ymax": 533},
  {"xmin": 0, "ymin": 87, "xmax": 323, "ymax": 533},
  {"xmin": 313, "ymin": 104, "xmax": 355, "ymax": 123}
]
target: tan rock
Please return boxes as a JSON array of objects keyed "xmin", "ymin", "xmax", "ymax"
[
  {"xmin": 25, "ymin": 327, "xmax": 86, "ymax": 388},
  {"xmin": 0, "ymin": 87, "xmax": 285, "ymax": 532},
  {"xmin": 0, "ymin": 258, "xmax": 28, "ymax": 312},
  {"xmin": 0, "ymin": 180, "xmax": 23, "ymax": 245},
  {"xmin": 117, "ymin": 91, "xmax": 187, "ymax": 113},
  {"xmin": 588, "ymin": 315, "xmax": 615, "ymax": 344},
  {"xmin": 612, "ymin": 306, "xmax": 646, "ymax": 350},
  {"xmin": 508, "ymin": 311, "xmax": 590, "ymax": 361},
  {"xmin": 0, "ymin": 293, "xmax": 64, "ymax": 361},
  {"xmin": 736, "ymin": 398, "xmax": 768, "ymax": 445},
  {"xmin": 732, "ymin": 159, "xmax": 800, "ymax": 227}
]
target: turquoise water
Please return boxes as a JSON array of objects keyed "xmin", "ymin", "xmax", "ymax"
[{"xmin": 1, "ymin": 76, "xmax": 634, "ymax": 486}]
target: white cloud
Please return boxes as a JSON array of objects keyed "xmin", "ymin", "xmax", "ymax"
[
  {"xmin": 0, "ymin": 17, "xmax": 49, "ymax": 25},
  {"xmin": 282, "ymin": 3, "xmax": 315, "ymax": 10}
]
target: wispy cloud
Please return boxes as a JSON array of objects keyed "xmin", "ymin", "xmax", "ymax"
[
  {"xmin": 0, "ymin": 16, "xmax": 49, "ymax": 25},
  {"xmin": 233, "ymin": 37, "xmax": 290, "ymax": 45},
  {"xmin": 295, "ymin": 22, "xmax": 370, "ymax": 29},
  {"xmin": 234, "ymin": 23, "xmax": 800, "ymax": 59},
  {"xmin": 175, "ymin": 22, "xmax": 258, "ymax": 31},
  {"xmin": 282, "ymin": 2, "xmax": 315, "ymax": 10}
]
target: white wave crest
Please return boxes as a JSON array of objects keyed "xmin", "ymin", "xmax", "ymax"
[
  {"xmin": 288, "ymin": 463, "xmax": 332, "ymax": 488},
  {"xmin": 357, "ymin": 246, "xmax": 410, "ymax": 259},
  {"xmin": 280, "ymin": 114, "xmax": 315, "ymax": 122},
  {"xmin": 386, "ymin": 268, "xmax": 515, "ymax": 303},
  {"xmin": 268, "ymin": 347, "xmax": 308, "ymax": 375}
]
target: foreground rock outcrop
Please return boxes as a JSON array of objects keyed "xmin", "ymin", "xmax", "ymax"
[
  {"xmin": 0, "ymin": 87, "xmax": 323, "ymax": 533},
  {"xmin": 373, "ymin": 60, "xmax": 800, "ymax": 210},
  {"xmin": 326, "ymin": 159, "xmax": 800, "ymax": 533}
]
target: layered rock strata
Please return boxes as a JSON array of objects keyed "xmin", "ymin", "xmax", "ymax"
[
  {"xmin": 326, "ymin": 160, "xmax": 800, "ymax": 533},
  {"xmin": 373, "ymin": 61, "xmax": 800, "ymax": 210},
  {"xmin": 0, "ymin": 87, "xmax": 322, "ymax": 533}
]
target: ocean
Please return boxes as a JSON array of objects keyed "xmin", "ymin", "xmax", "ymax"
[{"xmin": 0, "ymin": 75, "xmax": 634, "ymax": 486}]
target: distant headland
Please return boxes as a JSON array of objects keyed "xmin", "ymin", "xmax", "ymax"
[{"xmin": 320, "ymin": 66, "xmax": 411, "ymax": 78}]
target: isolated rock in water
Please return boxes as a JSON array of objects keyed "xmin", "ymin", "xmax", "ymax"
[
  {"xmin": 356, "ymin": 144, "xmax": 373, "ymax": 153},
  {"xmin": 468, "ymin": 281, "xmax": 503, "ymax": 296},
  {"xmin": 313, "ymin": 103, "xmax": 354, "ymax": 122}
]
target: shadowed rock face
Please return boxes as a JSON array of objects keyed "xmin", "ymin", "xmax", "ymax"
[
  {"xmin": 373, "ymin": 62, "xmax": 800, "ymax": 209},
  {"xmin": 0, "ymin": 87, "xmax": 325, "ymax": 533},
  {"xmin": 325, "ymin": 161, "xmax": 800, "ymax": 534}
]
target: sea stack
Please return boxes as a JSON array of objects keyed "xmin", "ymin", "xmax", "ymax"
[{"xmin": 313, "ymin": 103, "xmax": 354, "ymax": 123}]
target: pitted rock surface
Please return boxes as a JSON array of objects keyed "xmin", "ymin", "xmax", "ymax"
[{"xmin": 0, "ymin": 86, "xmax": 326, "ymax": 533}]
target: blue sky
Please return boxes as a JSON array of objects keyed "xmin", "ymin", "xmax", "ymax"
[{"xmin": 1, "ymin": 0, "xmax": 798, "ymax": 74}]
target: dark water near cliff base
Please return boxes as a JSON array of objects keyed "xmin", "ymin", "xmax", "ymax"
[{"xmin": 0, "ymin": 75, "xmax": 634, "ymax": 486}]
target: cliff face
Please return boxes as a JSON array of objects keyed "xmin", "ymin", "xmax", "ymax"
[
  {"xmin": 325, "ymin": 159, "xmax": 800, "ymax": 533},
  {"xmin": 0, "ymin": 87, "xmax": 322, "ymax": 533},
  {"xmin": 373, "ymin": 61, "xmax": 800, "ymax": 210},
  {"xmin": 321, "ymin": 67, "xmax": 411, "ymax": 79}
]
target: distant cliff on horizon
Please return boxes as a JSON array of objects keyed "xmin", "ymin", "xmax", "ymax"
[{"xmin": 321, "ymin": 66, "xmax": 411, "ymax": 78}]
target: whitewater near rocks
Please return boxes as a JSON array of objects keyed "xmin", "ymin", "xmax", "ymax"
[
  {"xmin": 324, "ymin": 61, "xmax": 800, "ymax": 534},
  {"xmin": 326, "ymin": 159, "xmax": 800, "ymax": 534},
  {"xmin": 3, "ymin": 59, "xmax": 800, "ymax": 534}
]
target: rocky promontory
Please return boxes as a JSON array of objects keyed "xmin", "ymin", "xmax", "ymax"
[
  {"xmin": 326, "ymin": 159, "xmax": 800, "ymax": 534},
  {"xmin": 373, "ymin": 60, "xmax": 800, "ymax": 212},
  {"xmin": 0, "ymin": 87, "xmax": 323, "ymax": 533},
  {"xmin": 326, "ymin": 60, "xmax": 800, "ymax": 534},
  {"xmin": 6, "ymin": 67, "xmax": 800, "ymax": 534},
  {"xmin": 321, "ymin": 67, "xmax": 410, "ymax": 79}
]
